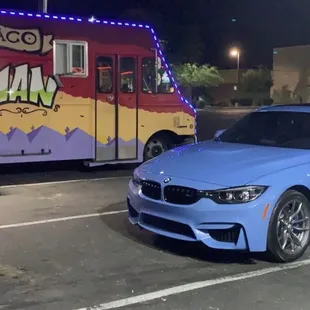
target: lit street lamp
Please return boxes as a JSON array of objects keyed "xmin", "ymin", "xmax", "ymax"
[
  {"xmin": 230, "ymin": 48, "xmax": 240, "ymax": 62},
  {"xmin": 229, "ymin": 48, "xmax": 240, "ymax": 86},
  {"xmin": 229, "ymin": 48, "xmax": 240, "ymax": 106}
]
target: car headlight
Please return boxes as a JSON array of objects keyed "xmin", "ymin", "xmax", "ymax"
[
  {"xmin": 203, "ymin": 186, "xmax": 268, "ymax": 204},
  {"xmin": 132, "ymin": 169, "xmax": 142, "ymax": 186}
]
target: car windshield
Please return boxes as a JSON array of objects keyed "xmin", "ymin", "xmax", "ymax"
[{"xmin": 217, "ymin": 111, "xmax": 310, "ymax": 149}]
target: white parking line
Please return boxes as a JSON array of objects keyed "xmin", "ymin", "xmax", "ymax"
[
  {"xmin": 0, "ymin": 210, "xmax": 127, "ymax": 230},
  {"xmin": 75, "ymin": 258, "xmax": 310, "ymax": 310},
  {"xmin": 0, "ymin": 176, "xmax": 131, "ymax": 189}
]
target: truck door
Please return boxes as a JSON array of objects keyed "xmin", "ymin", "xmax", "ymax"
[
  {"xmin": 95, "ymin": 55, "xmax": 117, "ymax": 161},
  {"xmin": 117, "ymin": 55, "xmax": 138, "ymax": 160}
]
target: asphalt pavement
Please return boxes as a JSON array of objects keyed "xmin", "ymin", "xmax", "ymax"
[
  {"xmin": 0, "ymin": 176, "xmax": 310, "ymax": 310},
  {"xmin": 1, "ymin": 109, "xmax": 309, "ymax": 310}
]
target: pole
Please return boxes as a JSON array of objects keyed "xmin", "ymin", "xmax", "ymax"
[
  {"xmin": 40, "ymin": 0, "xmax": 48, "ymax": 13},
  {"xmin": 155, "ymin": 48, "xmax": 158, "ymax": 93},
  {"xmin": 236, "ymin": 52, "xmax": 240, "ymax": 90},
  {"xmin": 235, "ymin": 52, "xmax": 240, "ymax": 107}
]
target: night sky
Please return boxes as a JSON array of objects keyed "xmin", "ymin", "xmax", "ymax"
[{"xmin": 2, "ymin": 0, "xmax": 310, "ymax": 69}]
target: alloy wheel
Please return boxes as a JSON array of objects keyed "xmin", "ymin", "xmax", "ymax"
[{"xmin": 276, "ymin": 198, "xmax": 310, "ymax": 255}]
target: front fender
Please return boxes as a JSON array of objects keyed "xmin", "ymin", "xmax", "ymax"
[{"xmin": 248, "ymin": 162, "xmax": 310, "ymax": 222}]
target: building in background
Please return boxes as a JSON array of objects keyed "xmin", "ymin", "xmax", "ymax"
[{"xmin": 272, "ymin": 45, "xmax": 310, "ymax": 104}]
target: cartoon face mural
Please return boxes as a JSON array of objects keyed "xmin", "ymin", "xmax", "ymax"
[{"xmin": 0, "ymin": 64, "xmax": 59, "ymax": 109}]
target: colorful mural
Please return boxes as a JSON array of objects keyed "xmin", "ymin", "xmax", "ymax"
[
  {"xmin": 0, "ymin": 24, "xmax": 53, "ymax": 55},
  {"xmin": 0, "ymin": 9, "xmax": 196, "ymax": 165},
  {"xmin": 0, "ymin": 64, "xmax": 59, "ymax": 109},
  {"xmin": 0, "ymin": 125, "xmax": 145, "ymax": 163}
]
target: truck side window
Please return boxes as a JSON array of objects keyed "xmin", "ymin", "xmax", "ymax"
[
  {"xmin": 120, "ymin": 57, "xmax": 136, "ymax": 93},
  {"xmin": 97, "ymin": 57, "xmax": 113, "ymax": 93},
  {"xmin": 54, "ymin": 40, "xmax": 88, "ymax": 77},
  {"xmin": 142, "ymin": 57, "xmax": 174, "ymax": 94}
]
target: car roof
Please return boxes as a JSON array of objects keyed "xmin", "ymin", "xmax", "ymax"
[{"xmin": 257, "ymin": 104, "xmax": 310, "ymax": 113}]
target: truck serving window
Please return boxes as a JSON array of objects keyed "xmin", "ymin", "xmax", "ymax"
[
  {"xmin": 54, "ymin": 40, "xmax": 88, "ymax": 77},
  {"xmin": 142, "ymin": 57, "xmax": 174, "ymax": 94},
  {"xmin": 120, "ymin": 57, "xmax": 136, "ymax": 93}
]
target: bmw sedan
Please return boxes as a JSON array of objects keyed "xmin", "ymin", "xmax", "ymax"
[{"xmin": 127, "ymin": 104, "xmax": 310, "ymax": 263}]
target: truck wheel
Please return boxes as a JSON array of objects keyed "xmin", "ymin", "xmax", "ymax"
[
  {"xmin": 267, "ymin": 190, "xmax": 310, "ymax": 263},
  {"xmin": 144, "ymin": 135, "xmax": 169, "ymax": 161}
]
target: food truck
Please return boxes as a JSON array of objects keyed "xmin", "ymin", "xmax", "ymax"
[{"xmin": 0, "ymin": 8, "xmax": 196, "ymax": 166}]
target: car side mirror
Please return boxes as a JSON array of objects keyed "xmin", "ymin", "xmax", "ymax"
[{"xmin": 214, "ymin": 129, "xmax": 225, "ymax": 139}]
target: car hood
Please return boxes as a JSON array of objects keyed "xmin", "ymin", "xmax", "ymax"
[{"xmin": 139, "ymin": 141, "xmax": 310, "ymax": 187}]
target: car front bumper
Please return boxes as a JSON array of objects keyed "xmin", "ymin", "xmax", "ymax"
[{"xmin": 127, "ymin": 178, "xmax": 276, "ymax": 252}]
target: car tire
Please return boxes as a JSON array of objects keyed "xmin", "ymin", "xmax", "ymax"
[{"xmin": 267, "ymin": 190, "xmax": 310, "ymax": 263}]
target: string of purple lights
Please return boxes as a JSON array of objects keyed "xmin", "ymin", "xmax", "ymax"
[{"xmin": 0, "ymin": 8, "xmax": 196, "ymax": 116}]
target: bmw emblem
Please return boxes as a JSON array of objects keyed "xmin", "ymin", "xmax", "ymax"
[{"xmin": 164, "ymin": 177, "xmax": 171, "ymax": 184}]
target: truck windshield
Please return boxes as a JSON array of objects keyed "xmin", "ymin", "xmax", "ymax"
[
  {"xmin": 217, "ymin": 111, "xmax": 310, "ymax": 149},
  {"xmin": 142, "ymin": 57, "xmax": 174, "ymax": 94}
]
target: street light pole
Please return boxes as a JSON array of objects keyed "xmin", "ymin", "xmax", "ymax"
[
  {"xmin": 229, "ymin": 48, "xmax": 240, "ymax": 106},
  {"xmin": 236, "ymin": 51, "xmax": 240, "ymax": 87}
]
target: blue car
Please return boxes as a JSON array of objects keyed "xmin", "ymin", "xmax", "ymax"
[{"xmin": 127, "ymin": 104, "xmax": 310, "ymax": 263}]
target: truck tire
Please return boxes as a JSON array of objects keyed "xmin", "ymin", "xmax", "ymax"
[{"xmin": 143, "ymin": 135, "xmax": 169, "ymax": 161}]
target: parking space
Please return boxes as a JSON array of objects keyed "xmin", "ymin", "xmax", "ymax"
[
  {"xmin": 126, "ymin": 263, "xmax": 310, "ymax": 310},
  {"xmin": 0, "ymin": 176, "xmax": 130, "ymax": 226},
  {"xmin": 0, "ymin": 174, "xmax": 310, "ymax": 310}
]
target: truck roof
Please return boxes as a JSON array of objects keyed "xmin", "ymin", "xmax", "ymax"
[{"xmin": 0, "ymin": 8, "xmax": 152, "ymax": 29}]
